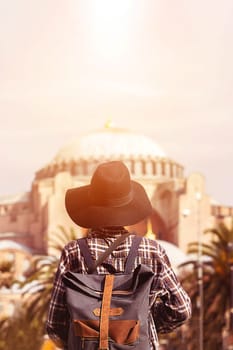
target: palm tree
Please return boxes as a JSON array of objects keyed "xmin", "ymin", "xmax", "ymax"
[
  {"xmin": 0, "ymin": 226, "xmax": 78, "ymax": 350},
  {"xmin": 179, "ymin": 220, "xmax": 233, "ymax": 350},
  {"xmin": 0, "ymin": 257, "xmax": 14, "ymax": 288},
  {"xmin": 22, "ymin": 225, "xmax": 78, "ymax": 322},
  {"xmin": 48, "ymin": 225, "xmax": 78, "ymax": 254},
  {"xmin": 21, "ymin": 254, "xmax": 60, "ymax": 322},
  {"xmin": 0, "ymin": 306, "xmax": 44, "ymax": 350}
]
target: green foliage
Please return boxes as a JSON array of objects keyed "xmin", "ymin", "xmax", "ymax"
[
  {"xmin": 21, "ymin": 255, "xmax": 59, "ymax": 322},
  {"xmin": 179, "ymin": 221, "xmax": 233, "ymax": 350},
  {"xmin": 0, "ymin": 308, "xmax": 44, "ymax": 350},
  {"xmin": 0, "ymin": 258, "xmax": 14, "ymax": 273},
  {"xmin": 159, "ymin": 327, "xmax": 188, "ymax": 350},
  {"xmin": 48, "ymin": 225, "xmax": 77, "ymax": 254},
  {"xmin": 0, "ymin": 226, "xmax": 78, "ymax": 349},
  {"xmin": 19, "ymin": 226, "xmax": 78, "ymax": 322},
  {"xmin": 0, "ymin": 258, "xmax": 14, "ymax": 288}
]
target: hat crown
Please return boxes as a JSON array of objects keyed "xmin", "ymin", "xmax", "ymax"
[
  {"xmin": 89, "ymin": 161, "xmax": 132, "ymax": 206},
  {"xmin": 65, "ymin": 160, "xmax": 152, "ymax": 228}
]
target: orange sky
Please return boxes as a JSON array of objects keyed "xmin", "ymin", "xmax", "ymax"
[{"xmin": 1, "ymin": 0, "xmax": 233, "ymax": 206}]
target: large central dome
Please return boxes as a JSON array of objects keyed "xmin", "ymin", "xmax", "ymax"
[
  {"xmin": 36, "ymin": 124, "xmax": 183, "ymax": 181},
  {"xmin": 53, "ymin": 126, "xmax": 166, "ymax": 163}
]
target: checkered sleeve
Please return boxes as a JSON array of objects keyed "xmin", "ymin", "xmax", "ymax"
[
  {"xmin": 151, "ymin": 245, "xmax": 192, "ymax": 333},
  {"xmin": 46, "ymin": 245, "xmax": 73, "ymax": 349}
]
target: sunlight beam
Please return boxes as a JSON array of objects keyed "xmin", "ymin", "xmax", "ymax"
[{"xmin": 88, "ymin": 0, "xmax": 134, "ymax": 61}]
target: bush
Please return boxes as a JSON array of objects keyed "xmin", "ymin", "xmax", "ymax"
[{"xmin": 0, "ymin": 307, "xmax": 44, "ymax": 350}]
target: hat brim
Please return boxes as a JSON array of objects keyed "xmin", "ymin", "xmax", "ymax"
[{"xmin": 65, "ymin": 180, "xmax": 152, "ymax": 228}]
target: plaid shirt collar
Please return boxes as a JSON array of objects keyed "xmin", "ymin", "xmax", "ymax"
[{"xmin": 87, "ymin": 226, "xmax": 129, "ymax": 238}]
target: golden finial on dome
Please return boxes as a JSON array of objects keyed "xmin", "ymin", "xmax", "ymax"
[
  {"xmin": 104, "ymin": 119, "xmax": 116, "ymax": 129},
  {"xmin": 145, "ymin": 218, "xmax": 156, "ymax": 240}
]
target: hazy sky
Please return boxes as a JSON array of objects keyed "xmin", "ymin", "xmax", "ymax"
[{"xmin": 1, "ymin": 0, "xmax": 233, "ymax": 206}]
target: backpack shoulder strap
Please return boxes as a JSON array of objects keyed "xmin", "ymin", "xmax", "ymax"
[
  {"xmin": 124, "ymin": 235, "xmax": 143, "ymax": 273},
  {"xmin": 77, "ymin": 232, "xmax": 131, "ymax": 274},
  {"xmin": 77, "ymin": 238, "xmax": 96, "ymax": 273}
]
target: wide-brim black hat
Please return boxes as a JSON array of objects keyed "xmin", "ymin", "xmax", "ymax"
[{"xmin": 65, "ymin": 161, "xmax": 152, "ymax": 228}]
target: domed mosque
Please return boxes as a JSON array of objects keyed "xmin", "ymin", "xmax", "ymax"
[
  {"xmin": 53, "ymin": 122, "xmax": 166, "ymax": 163},
  {"xmin": 34, "ymin": 122, "xmax": 185, "ymax": 246},
  {"xmin": 36, "ymin": 121, "xmax": 167, "ymax": 180},
  {"xmin": 0, "ymin": 122, "xmax": 232, "ymax": 274}
]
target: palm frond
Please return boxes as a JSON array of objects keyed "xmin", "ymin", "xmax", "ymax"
[{"xmin": 181, "ymin": 221, "xmax": 233, "ymax": 349}]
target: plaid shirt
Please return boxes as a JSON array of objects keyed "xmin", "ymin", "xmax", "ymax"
[{"xmin": 46, "ymin": 228, "xmax": 191, "ymax": 349}]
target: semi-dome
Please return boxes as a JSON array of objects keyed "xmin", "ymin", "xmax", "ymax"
[{"xmin": 53, "ymin": 126, "xmax": 166, "ymax": 163}]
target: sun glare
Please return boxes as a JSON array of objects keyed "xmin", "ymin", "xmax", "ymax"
[{"xmin": 88, "ymin": 0, "xmax": 134, "ymax": 62}]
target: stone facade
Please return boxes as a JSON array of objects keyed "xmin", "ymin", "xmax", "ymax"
[{"xmin": 0, "ymin": 126, "xmax": 232, "ymax": 258}]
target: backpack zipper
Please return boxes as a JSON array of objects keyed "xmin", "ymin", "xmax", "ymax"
[{"xmin": 94, "ymin": 290, "xmax": 133, "ymax": 296}]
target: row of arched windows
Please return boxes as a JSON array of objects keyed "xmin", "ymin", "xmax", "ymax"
[{"xmin": 35, "ymin": 158, "xmax": 184, "ymax": 180}]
